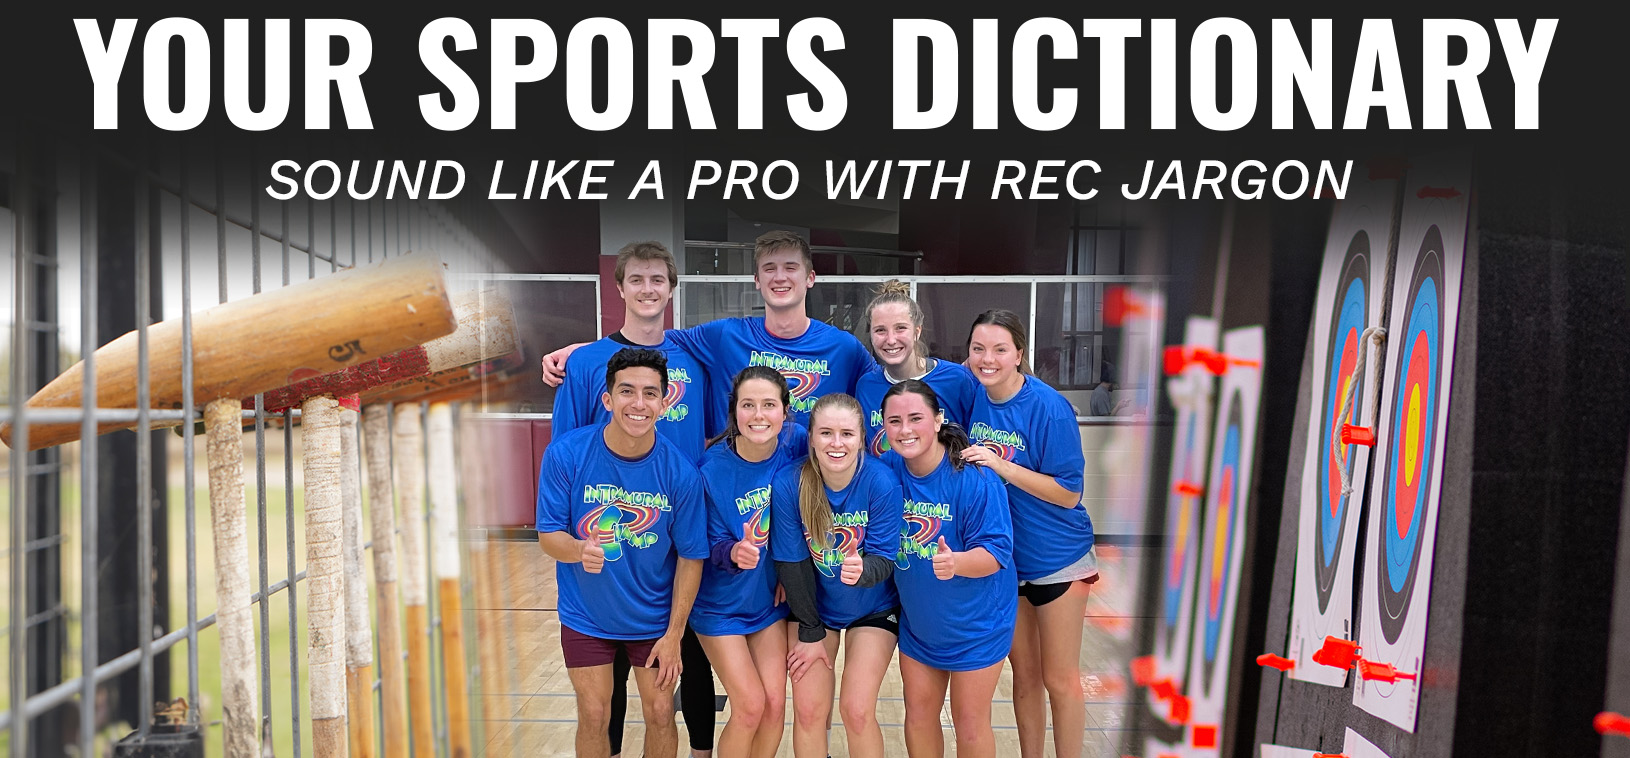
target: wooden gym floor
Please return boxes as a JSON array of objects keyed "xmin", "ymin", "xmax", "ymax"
[{"xmin": 469, "ymin": 541, "xmax": 1144, "ymax": 757}]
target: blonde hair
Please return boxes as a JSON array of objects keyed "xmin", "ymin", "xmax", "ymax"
[
  {"xmin": 859, "ymin": 279, "xmax": 930, "ymax": 375},
  {"xmin": 798, "ymin": 393, "xmax": 864, "ymax": 551},
  {"xmin": 753, "ymin": 230, "xmax": 812, "ymax": 267}
]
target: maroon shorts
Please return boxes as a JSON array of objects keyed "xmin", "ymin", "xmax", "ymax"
[{"xmin": 560, "ymin": 624, "xmax": 661, "ymax": 669}]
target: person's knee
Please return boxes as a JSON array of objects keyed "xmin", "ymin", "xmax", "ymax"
[
  {"xmin": 763, "ymin": 688, "xmax": 786, "ymax": 724},
  {"xmin": 903, "ymin": 699, "xmax": 941, "ymax": 730},
  {"xmin": 732, "ymin": 690, "xmax": 766, "ymax": 730},
  {"xmin": 953, "ymin": 722, "xmax": 993, "ymax": 749},
  {"xmin": 950, "ymin": 698, "xmax": 992, "ymax": 731},
  {"xmin": 1042, "ymin": 664, "xmax": 1083, "ymax": 698},
  {"xmin": 791, "ymin": 694, "xmax": 829, "ymax": 727},
  {"xmin": 641, "ymin": 694, "xmax": 676, "ymax": 729},
  {"xmin": 840, "ymin": 696, "xmax": 875, "ymax": 732},
  {"xmin": 577, "ymin": 696, "xmax": 613, "ymax": 731}
]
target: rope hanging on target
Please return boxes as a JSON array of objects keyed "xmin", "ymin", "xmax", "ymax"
[{"xmin": 1333, "ymin": 326, "xmax": 1387, "ymax": 496}]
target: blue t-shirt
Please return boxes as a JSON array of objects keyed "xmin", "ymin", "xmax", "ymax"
[
  {"xmin": 769, "ymin": 458, "xmax": 902, "ymax": 629},
  {"xmin": 855, "ymin": 360, "xmax": 981, "ymax": 457},
  {"xmin": 552, "ymin": 334, "xmax": 708, "ymax": 464},
  {"xmin": 885, "ymin": 452, "xmax": 1017, "ymax": 671},
  {"xmin": 691, "ymin": 425, "xmax": 808, "ymax": 637},
  {"xmin": 535, "ymin": 426, "xmax": 709, "ymax": 640},
  {"xmin": 666, "ymin": 317, "xmax": 875, "ymax": 434},
  {"xmin": 969, "ymin": 374, "xmax": 1095, "ymax": 580}
]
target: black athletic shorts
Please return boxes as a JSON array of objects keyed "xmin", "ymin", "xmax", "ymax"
[
  {"xmin": 1017, "ymin": 574, "xmax": 1099, "ymax": 607},
  {"xmin": 832, "ymin": 607, "xmax": 900, "ymax": 636}
]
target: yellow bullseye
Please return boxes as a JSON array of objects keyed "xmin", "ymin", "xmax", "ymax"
[{"xmin": 1405, "ymin": 384, "xmax": 1422, "ymax": 486}]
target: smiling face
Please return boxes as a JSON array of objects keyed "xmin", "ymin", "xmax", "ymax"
[
  {"xmin": 968, "ymin": 323, "xmax": 1025, "ymax": 393},
  {"xmin": 617, "ymin": 257, "xmax": 674, "ymax": 322},
  {"xmin": 869, "ymin": 302, "xmax": 920, "ymax": 370},
  {"xmin": 809, "ymin": 404, "xmax": 864, "ymax": 478},
  {"xmin": 882, "ymin": 391, "xmax": 944, "ymax": 463},
  {"xmin": 753, "ymin": 247, "xmax": 815, "ymax": 313},
  {"xmin": 601, "ymin": 366, "xmax": 667, "ymax": 440},
  {"xmin": 734, "ymin": 377, "xmax": 787, "ymax": 447}
]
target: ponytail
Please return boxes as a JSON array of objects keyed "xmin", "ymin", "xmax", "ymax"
[{"xmin": 939, "ymin": 422, "xmax": 972, "ymax": 471}]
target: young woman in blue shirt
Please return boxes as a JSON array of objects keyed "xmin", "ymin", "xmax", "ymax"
[
  {"xmin": 881, "ymin": 380, "xmax": 1016, "ymax": 758},
  {"xmin": 693, "ymin": 367, "xmax": 810, "ymax": 757},
  {"xmin": 853, "ymin": 280, "xmax": 980, "ymax": 458},
  {"xmin": 962, "ymin": 309, "xmax": 1099, "ymax": 758},
  {"xmin": 770, "ymin": 393, "xmax": 903, "ymax": 758}
]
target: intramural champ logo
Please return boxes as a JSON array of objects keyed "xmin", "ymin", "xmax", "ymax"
[
  {"xmin": 749, "ymin": 351, "xmax": 830, "ymax": 413},
  {"xmin": 661, "ymin": 367, "xmax": 691, "ymax": 423},
  {"xmin": 576, "ymin": 485, "xmax": 671, "ymax": 560},
  {"xmin": 735, "ymin": 486, "xmax": 772, "ymax": 546},
  {"xmin": 868, "ymin": 409, "xmax": 891, "ymax": 455},
  {"xmin": 897, "ymin": 499, "xmax": 953, "ymax": 568},
  {"xmin": 969, "ymin": 422, "xmax": 1025, "ymax": 461},
  {"xmin": 806, "ymin": 511, "xmax": 867, "ymax": 577}
]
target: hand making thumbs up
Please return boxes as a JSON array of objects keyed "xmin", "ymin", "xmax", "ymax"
[
  {"xmin": 732, "ymin": 522, "xmax": 761, "ymax": 570},
  {"xmin": 932, "ymin": 536, "xmax": 956, "ymax": 580},
  {"xmin": 840, "ymin": 542, "xmax": 864, "ymax": 586},
  {"xmin": 580, "ymin": 537, "xmax": 606, "ymax": 574}
]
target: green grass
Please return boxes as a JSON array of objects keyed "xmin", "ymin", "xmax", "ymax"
[
  {"xmin": 166, "ymin": 483, "xmax": 316, "ymax": 758},
  {"xmin": 1, "ymin": 436, "xmax": 488, "ymax": 756}
]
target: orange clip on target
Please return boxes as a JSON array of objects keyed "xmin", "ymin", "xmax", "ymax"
[
  {"xmin": 1312, "ymin": 636, "xmax": 1361, "ymax": 670},
  {"xmin": 1130, "ymin": 655, "xmax": 1156, "ymax": 687},
  {"xmin": 1340, "ymin": 424, "xmax": 1376, "ymax": 447},
  {"xmin": 1356, "ymin": 659, "xmax": 1417, "ymax": 683},
  {"xmin": 1256, "ymin": 653, "xmax": 1294, "ymax": 672},
  {"xmin": 1168, "ymin": 694, "xmax": 1191, "ymax": 725},
  {"xmin": 1595, "ymin": 712, "xmax": 1630, "ymax": 737}
]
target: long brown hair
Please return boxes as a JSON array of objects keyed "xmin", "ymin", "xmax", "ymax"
[
  {"xmin": 798, "ymin": 393, "xmax": 865, "ymax": 551},
  {"xmin": 967, "ymin": 308, "xmax": 1031, "ymax": 374},
  {"xmin": 859, "ymin": 279, "xmax": 929, "ymax": 376}
]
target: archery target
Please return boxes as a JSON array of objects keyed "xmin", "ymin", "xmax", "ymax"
[
  {"xmin": 1148, "ymin": 317, "xmax": 1218, "ymax": 708},
  {"xmin": 1316, "ymin": 237, "xmax": 1370, "ymax": 610},
  {"xmin": 1200, "ymin": 395, "xmax": 1242, "ymax": 694},
  {"xmin": 1289, "ymin": 175, "xmax": 1395, "ymax": 686},
  {"xmin": 1186, "ymin": 326, "xmax": 1263, "ymax": 735},
  {"xmin": 1378, "ymin": 235, "xmax": 1443, "ymax": 643},
  {"xmin": 1355, "ymin": 156, "xmax": 1468, "ymax": 732}
]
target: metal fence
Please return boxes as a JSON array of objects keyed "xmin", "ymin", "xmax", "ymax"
[{"xmin": 2, "ymin": 131, "xmax": 506, "ymax": 756}]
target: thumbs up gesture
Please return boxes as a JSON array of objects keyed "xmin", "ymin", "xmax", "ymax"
[
  {"xmin": 580, "ymin": 538, "xmax": 607, "ymax": 573},
  {"xmin": 840, "ymin": 542, "xmax": 864, "ymax": 586},
  {"xmin": 932, "ymin": 536, "xmax": 956, "ymax": 580},
  {"xmin": 732, "ymin": 522, "xmax": 761, "ymax": 570}
]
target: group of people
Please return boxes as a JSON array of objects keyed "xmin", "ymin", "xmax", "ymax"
[{"xmin": 535, "ymin": 232, "xmax": 1099, "ymax": 758}]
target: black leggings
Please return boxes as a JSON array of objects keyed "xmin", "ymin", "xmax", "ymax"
[{"xmin": 608, "ymin": 625, "xmax": 716, "ymax": 754}]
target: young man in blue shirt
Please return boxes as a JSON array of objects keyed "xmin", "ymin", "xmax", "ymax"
[
  {"xmin": 543, "ymin": 231, "xmax": 875, "ymax": 435},
  {"xmin": 553, "ymin": 241, "xmax": 709, "ymax": 462},
  {"xmin": 537, "ymin": 348, "xmax": 709, "ymax": 758},
  {"xmin": 547, "ymin": 241, "xmax": 716, "ymax": 757}
]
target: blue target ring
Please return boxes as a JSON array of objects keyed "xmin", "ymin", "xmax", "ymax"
[
  {"xmin": 1377, "ymin": 230, "xmax": 1445, "ymax": 644},
  {"xmin": 1201, "ymin": 392, "xmax": 1242, "ymax": 692},
  {"xmin": 1315, "ymin": 235, "xmax": 1370, "ymax": 612},
  {"xmin": 1161, "ymin": 410, "xmax": 1199, "ymax": 652}
]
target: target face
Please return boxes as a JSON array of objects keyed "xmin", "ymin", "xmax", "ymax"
[
  {"xmin": 1160, "ymin": 409, "xmax": 1201, "ymax": 658},
  {"xmin": 1315, "ymin": 233, "xmax": 1370, "ymax": 612},
  {"xmin": 1200, "ymin": 391, "xmax": 1242, "ymax": 693},
  {"xmin": 1377, "ymin": 228, "xmax": 1444, "ymax": 645}
]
